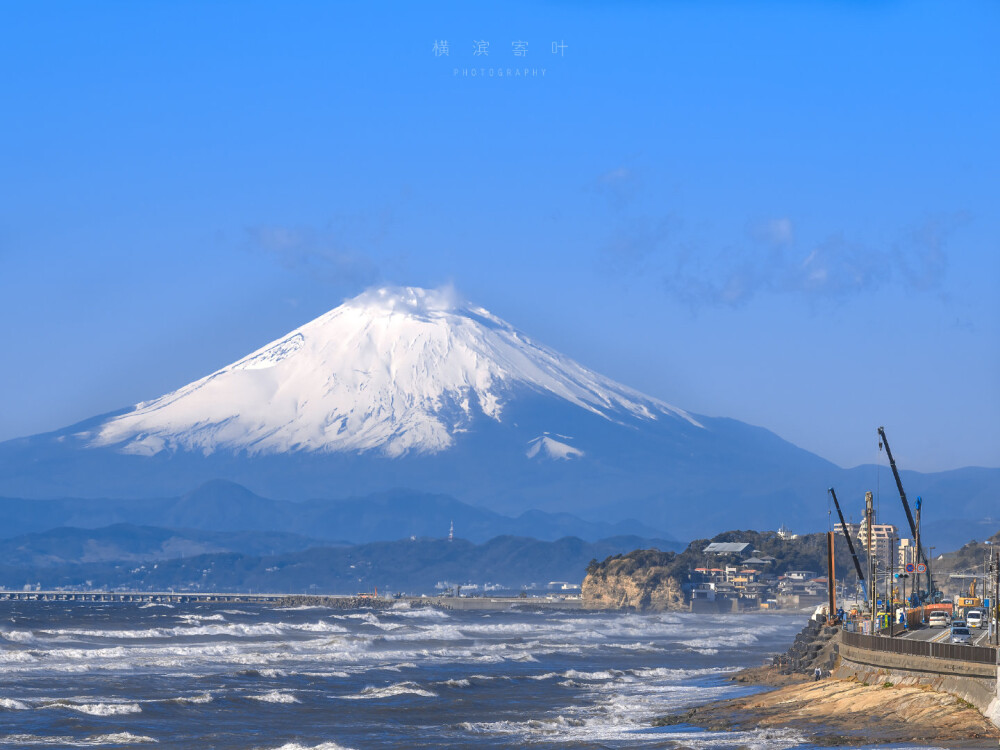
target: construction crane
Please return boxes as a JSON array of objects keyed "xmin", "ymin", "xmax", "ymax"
[
  {"xmin": 877, "ymin": 426, "xmax": 933, "ymax": 598},
  {"xmin": 828, "ymin": 487, "xmax": 868, "ymax": 602}
]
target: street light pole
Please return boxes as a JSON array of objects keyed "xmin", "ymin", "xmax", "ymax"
[
  {"xmin": 891, "ymin": 531, "xmax": 897, "ymax": 637},
  {"xmin": 928, "ymin": 546, "xmax": 936, "ymax": 602}
]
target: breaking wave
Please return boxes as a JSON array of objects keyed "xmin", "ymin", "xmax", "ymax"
[
  {"xmin": 45, "ymin": 701, "xmax": 142, "ymax": 716},
  {"xmin": 248, "ymin": 691, "xmax": 299, "ymax": 704},
  {"xmin": 341, "ymin": 681, "xmax": 437, "ymax": 700},
  {"xmin": 0, "ymin": 733, "xmax": 157, "ymax": 746}
]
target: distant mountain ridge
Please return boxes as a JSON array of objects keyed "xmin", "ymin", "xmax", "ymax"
[
  {"xmin": 1, "ymin": 286, "xmax": 996, "ymax": 539},
  {"xmin": 0, "ymin": 533, "xmax": 673, "ymax": 594},
  {"xmin": 0, "ymin": 524, "xmax": 331, "ymax": 567},
  {"xmin": 0, "ymin": 480, "xmax": 677, "ymax": 546}
]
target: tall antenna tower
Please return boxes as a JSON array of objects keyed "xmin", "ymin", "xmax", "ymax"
[{"xmin": 449, "ymin": 520, "xmax": 454, "ymax": 542}]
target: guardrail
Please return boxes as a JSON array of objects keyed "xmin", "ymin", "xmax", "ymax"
[{"xmin": 841, "ymin": 630, "xmax": 997, "ymax": 665}]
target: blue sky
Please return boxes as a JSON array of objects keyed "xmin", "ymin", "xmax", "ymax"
[{"xmin": 1, "ymin": 1, "xmax": 997, "ymax": 472}]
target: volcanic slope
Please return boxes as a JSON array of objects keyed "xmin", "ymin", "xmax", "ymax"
[{"xmin": 2, "ymin": 286, "xmax": 995, "ymax": 539}]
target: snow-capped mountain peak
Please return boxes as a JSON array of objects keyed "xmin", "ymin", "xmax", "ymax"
[{"xmin": 89, "ymin": 286, "xmax": 700, "ymax": 457}]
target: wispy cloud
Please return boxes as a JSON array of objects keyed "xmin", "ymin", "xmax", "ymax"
[
  {"xmin": 246, "ymin": 212, "xmax": 390, "ymax": 287},
  {"xmin": 599, "ymin": 206, "xmax": 967, "ymax": 310},
  {"xmin": 590, "ymin": 165, "xmax": 641, "ymax": 212},
  {"xmin": 750, "ymin": 217, "xmax": 795, "ymax": 246},
  {"xmin": 599, "ymin": 215, "xmax": 678, "ymax": 275}
]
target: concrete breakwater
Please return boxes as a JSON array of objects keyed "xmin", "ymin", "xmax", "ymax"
[
  {"xmin": 1, "ymin": 590, "xmax": 582, "ymax": 611},
  {"xmin": 770, "ymin": 614, "xmax": 840, "ymax": 676}
]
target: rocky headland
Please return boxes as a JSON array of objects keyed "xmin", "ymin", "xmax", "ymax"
[{"xmin": 582, "ymin": 549, "xmax": 683, "ymax": 610}]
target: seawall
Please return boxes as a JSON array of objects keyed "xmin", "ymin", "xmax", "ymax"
[{"xmin": 835, "ymin": 632, "xmax": 999, "ymax": 727}]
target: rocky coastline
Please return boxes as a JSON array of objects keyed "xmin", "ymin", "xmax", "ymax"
[
  {"xmin": 582, "ymin": 550, "xmax": 683, "ymax": 611},
  {"xmin": 655, "ymin": 616, "xmax": 1000, "ymax": 747}
]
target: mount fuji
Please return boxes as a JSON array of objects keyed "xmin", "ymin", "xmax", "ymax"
[{"xmin": 2, "ymin": 287, "xmax": 996, "ymax": 539}]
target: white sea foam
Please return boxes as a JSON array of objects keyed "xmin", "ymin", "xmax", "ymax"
[
  {"xmin": 340, "ymin": 612, "xmax": 382, "ymax": 626},
  {"xmin": 40, "ymin": 620, "xmax": 344, "ymax": 641},
  {"xmin": 341, "ymin": 681, "xmax": 437, "ymax": 700},
  {"xmin": 380, "ymin": 624, "xmax": 467, "ymax": 641},
  {"xmin": 44, "ymin": 701, "xmax": 142, "ymax": 716},
  {"xmin": 0, "ymin": 732, "xmax": 158, "ymax": 746},
  {"xmin": 1, "ymin": 630, "xmax": 36, "ymax": 643},
  {"xmin": 291, "ymin": 621, "xmax": 349, "ymax": 633},
  {"xmin": 178, "ymin": 613, "xmax": 227, "ymax": 622},
  {"xmin": 0, "ymin": 697, "xmax": 31, "ymax": 710},
  {"xmin": 561, "ymin": 669, "xmax": 622, "ymax": 681},
  {"xmin": 387, "ymin": 604, "xmax": 449, "ymax": 619},
  {"xmin": 168, "ymin": 692, "xmax": 213, "ymax": 704},
  {"xmin": 259, "ymin": 743, "xmax": 356, "ymax": 750},
  {"xmin": 460, "ymin": 717, "xmax": 807, "ymax": 747},
  {"xmin": 249, "ymin": 691, "xmax": 299, "ymax": 704},
  {"xmin": 279, "ymin": 605, "xmax": 333, "ymax": 611}
]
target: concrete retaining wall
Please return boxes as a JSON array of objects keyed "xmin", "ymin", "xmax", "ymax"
[
  {"xmin": 837, "ymin": 642, "xmax": 996, "ymax": 678},
  {"xmin": 836, "ymin": 636, "xmax": 999, "ymax": 727}
]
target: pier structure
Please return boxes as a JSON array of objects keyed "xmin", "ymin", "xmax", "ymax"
[{"xmin": 1, "ymin": 590, "xmax": 290, "ymax": 604}]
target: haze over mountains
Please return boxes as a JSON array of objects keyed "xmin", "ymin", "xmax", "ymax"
[
  {"xmin": 0, "ymin": 480, "xmax": 671, "ymax": 545},
  {"xmin": 1, "ymin": 286, "xmax": 996, "ymax": 540}
]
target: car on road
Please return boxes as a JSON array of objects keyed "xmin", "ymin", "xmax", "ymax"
[
  {"xmin": 950, "ymin": 619, "xmax": 966, "ymax": 629},
  {"xmin": 966, "ymin": 610, "xmax": 983, "ymax": 628},
  {"xmin": 927, "ymin": 610, "xmax": 950, "ymax": 628},
  {"xmin": 950, "ymin": 626, "xmax": 972, "ymax": 644}
]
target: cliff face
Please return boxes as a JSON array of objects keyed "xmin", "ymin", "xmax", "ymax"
[{"xmin": 582, "ymin": 553, "xmax": 683, "ymax": 611}]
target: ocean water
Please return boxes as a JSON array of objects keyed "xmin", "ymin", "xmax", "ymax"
[{"xmin": 0, "ymin": 602, "xmax": 934, "ymax": 748}]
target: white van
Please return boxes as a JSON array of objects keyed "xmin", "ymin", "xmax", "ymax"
[
  {"xmin": 927, "ymin": 610, "xmax": 950, "ymax": 628},
  {"xmin": 966, "ymin": 609, "xmax": 983, "ymax": 628}
]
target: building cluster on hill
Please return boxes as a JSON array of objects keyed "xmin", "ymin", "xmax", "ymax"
[
  {"xmin": 688, "ymin": 541, "xmax": 829, "ymax": 611},
  {"xmin": 582, "ymin": 527, "xmax": 862, "ymax": 613}
]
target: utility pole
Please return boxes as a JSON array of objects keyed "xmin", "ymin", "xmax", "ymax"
[
  {"xmin": 827, "ymin": 531, "xmax": 837, "ymax": 623},
  {"xmin": 891, "ymin": 530, "xmax": 897, "ymax": 636},
  {"xmin": 866, "ymin": 491, "xmax": 876, "ymax": 634},
  {"xmin": 914, "ymin": 496, "xmax": 922, "ymax": 599},
  {"xmin": 994, "ymin": 550, "xmax": 999, "ymax": 647},
  {"xmin": 928, "ymin": 546, "xmax": 936, "ymax": 605}
]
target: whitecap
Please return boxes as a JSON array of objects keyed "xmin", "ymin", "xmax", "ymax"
[
  {"xmin": 168, "ymin": 693, "xmax": 213, "ymax": 704},
  {"xmin": 44, "ymin": 701, "xmax": 142, "ymax": 716},
  {"xmin": 248, "ymin": 691, "xmax": 299, "ymax": 704},
  {"xmin": 341, "ymin": 681, "xmax": 437, "ymax": 700},
  {"xmin": 258, "ymin": 743, "xmax": 355, "ymax": 750},
  {"xmin": 0, "ymin": 732, "xmax": 157, "ymax": 746},
  {"xmin": 1, "ymin": 630, "xmax": 36, "ymax": 643}
]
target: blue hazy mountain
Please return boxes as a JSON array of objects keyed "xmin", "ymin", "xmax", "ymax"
[
  {"xmin": 0, "ymin": 481, "xmax": 676, "ymax": 546},
  {"xmin": 1, "ymin": 287, "xmax": 995, "ymax": 540},
  {"xmin": 0, "ymin": 534, "xmax": 675, "ymax": 594}
]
